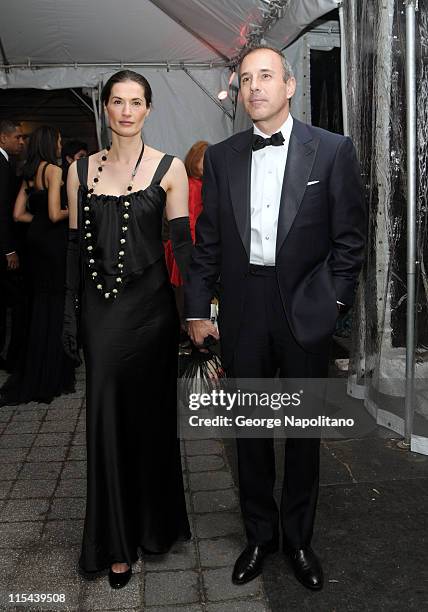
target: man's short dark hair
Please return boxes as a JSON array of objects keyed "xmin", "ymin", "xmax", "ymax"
[
  {"xmin": 0, "ymin": 120, "xmax": 22, "ymax": 136},
  {"xmin": 238, "ymin": 45, "xmax": 294, "ymax": 84}
]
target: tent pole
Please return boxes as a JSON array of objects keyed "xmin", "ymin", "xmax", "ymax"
[
  {"xmin": 0, "ymin": 37, "xmax": 10, "ymax": 73},
  {"xmin": 91, "ymin": 87, "xmax": 102, "ymax": 149},
  {"xmin": 1, "ymin": 61, "xmax": 228, "ymax": 71},
  {"xmin": 182, "ymin": 68, "xmax": 233, "ymax": 120},
  {"xmin": 404, "ymin": 0, "xmax": 417, "ymax": 447},
  {"xmin": 338, "ymin": 3, "xmax": 350, "ymax": 136},
  {"xmin": 70, "ymin": 88, "xmax": 94, "ymax": 114}
]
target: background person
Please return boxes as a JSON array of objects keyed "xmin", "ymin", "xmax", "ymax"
[
  {"xmin": 0, "ymin": 126, "xmax": 75, "ymax": 406},
  {"xmin": 0, "ymin": 120, "xmax": 26, "ymax": 373},
  {"xmin": 61, "ymin": 139, "xmax": 88, "ymax": 183}
]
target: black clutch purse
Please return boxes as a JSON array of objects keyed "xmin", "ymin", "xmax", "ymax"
[{"xmin": 180, "ymin": 346, "xmax": 225, "ymax": 396}]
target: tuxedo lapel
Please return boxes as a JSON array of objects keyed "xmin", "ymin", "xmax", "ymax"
[
  {"xmin": 226, "ymin": 128, "xmax": 253, "ymax": 259},
  {"xmin": 276, "ymin": 120, "xmax": 319, "ymax": 256}
]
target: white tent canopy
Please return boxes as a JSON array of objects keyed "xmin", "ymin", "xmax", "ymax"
[
  {"xmin": 0, "ymin": 0, "xmax": 339, "ymax": 155},
  {"xmin": 1, "ymin": 0, "xmax": 339, "ymax": 72}
]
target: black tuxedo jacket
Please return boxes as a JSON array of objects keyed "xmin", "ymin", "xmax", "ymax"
[
  {"xmin": 184, "ymin": 118, "xmax": 366, "ymax": 368},
  {"xmin": 0, "ymin": 153, "xmax": 21, "ymax": 257}
]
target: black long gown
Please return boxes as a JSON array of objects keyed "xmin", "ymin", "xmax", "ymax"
[
  {"xmin": 1, "ymin": 163, "xmax": 75, "ymax": 403},
  {"xmin": 76, "ymin": 156, "xmax": 190, "ymax": 573}
]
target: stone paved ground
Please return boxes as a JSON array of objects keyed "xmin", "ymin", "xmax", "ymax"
[{"xmin": 0, "ymin": 366, "xmax": 271, "ymax": 612}]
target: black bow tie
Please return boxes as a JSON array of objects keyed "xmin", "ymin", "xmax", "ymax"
[{"xmin": 252, "ymin": 131, "xmax": 285, "ymax": 151}]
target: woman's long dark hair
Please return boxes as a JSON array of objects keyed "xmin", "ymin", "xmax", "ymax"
[{"xmin": 22, "ymin": 126, "xmax": 60, "ymax": 181}]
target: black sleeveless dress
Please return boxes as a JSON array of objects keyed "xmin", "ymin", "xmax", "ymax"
[
  {"xmin": 1, "ymin": 163, "xmax": 75, "ymax": 403},
  {"xmin": 76, "ymin": 155, "xmax": 190, "ymax": 573}
]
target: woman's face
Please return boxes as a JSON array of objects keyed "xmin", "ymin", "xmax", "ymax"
[{"xmin": 105, "ymin": 80, "xmax": 150, "ymax": 137}]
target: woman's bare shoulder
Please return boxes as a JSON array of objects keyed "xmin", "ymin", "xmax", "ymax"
[
  {"xmin": 88, "ymin": 150, "xmax": 106, "ymax": 160},
  {"xmin": 167, "ymin": 155, "xmax": 185, "ymax": 175},
  {"xmin": 47, "ymin": 163, "xmax": 62, "ymax": 172},
  {"xmin": 87, "ymin": 150, "xmax": 105, "ymax": 167},
  {"xmin": 44, "ymin": 163, "xmax": 62, "ymax": 179},
  {"xmin": 144, "ymin": 145, "xmax": 166, "ymax": 161}
]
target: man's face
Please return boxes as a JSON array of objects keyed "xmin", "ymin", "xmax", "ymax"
[
  {"xmin": 0, "ymin": 127, "xmax": 25, "ymax": 156},
  {"xmin": 239, "ymin": 49, "xmax": 296, "ymax": 125}
]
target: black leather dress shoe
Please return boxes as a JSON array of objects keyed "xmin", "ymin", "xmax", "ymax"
[
  {"xmin": 108, "ymin": 566, "xmax": 132, "ymax": 589},
  {"xmin": 232, "ymin": 544, "xmax": 276, "ymax": 585},
  {"xmin": 284, "ymin": 547, "xmax": 323, "ymax": 590}
]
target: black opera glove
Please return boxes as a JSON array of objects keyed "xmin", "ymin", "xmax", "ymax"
[
  {"xmin": 169, "ymin": 216, "xmax": 193, "ymax": 282},
  {"xmin": 62, "ymin": 228, "xmax": 82, "ymax": 365}
]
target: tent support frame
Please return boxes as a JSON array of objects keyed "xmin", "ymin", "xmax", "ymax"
[
  {"xmin": 404, "ymin": 0, "xmax": 418, "ymax": 446},
  {"xmin": 91, "ymin": 86, "xmax": 102, "ymax": 149},
  {"xmin": 0, "ymin": 38, "xmax": 10, "ymax": 73},
  {"xmin": 182, "ymin": 67, "xmax": 233, "ymax": 120},
  {"xmin": 0, "ymin": 61, "xmax": 228, "ymax": 71},
  {"xmin": 338, "ymin": 3, "xmax": 349, "ymax": 135},
  {"xmin": 70, "ymin": 88, "xmax": 94, "ymax": 115}
]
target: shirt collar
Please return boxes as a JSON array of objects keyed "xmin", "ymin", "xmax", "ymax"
[
  {"xmin": 253, "ymin": 114, "xmax": 293, "ymax": 142},
  {"xmin": 0, "ymin": 147, "xmax": 9, "ymax": 162}
]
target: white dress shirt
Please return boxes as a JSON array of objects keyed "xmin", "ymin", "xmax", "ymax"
[
  {"xmin": 250, "ymin": 114, "xmax": 293, "ymax": 266},
  {"xmin": 187, "ymin": 115, "xmax": 294, "ymax": 320}
]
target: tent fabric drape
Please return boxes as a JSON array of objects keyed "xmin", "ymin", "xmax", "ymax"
[{"xmin": 343, "ymin": 0, "xmax": 428, "ymax": 455}]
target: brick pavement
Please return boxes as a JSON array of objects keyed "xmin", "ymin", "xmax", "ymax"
[{"xmin": 0, "ymin": 366, "xmax": 271, "ymax": 611}]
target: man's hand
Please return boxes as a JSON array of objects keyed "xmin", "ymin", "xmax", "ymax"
[
  {"xmin": 188, "ymin": 320, "xmax": 220, "ymax": 346},
  {"xmin": 6, "ymin": 252, "xmax": 19, "ymax": 270}
]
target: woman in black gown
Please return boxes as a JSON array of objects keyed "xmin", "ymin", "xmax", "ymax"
[
  {"xmin": 64, "ymin": 71, "xmax": 192, "ymax": 589},
  {"xmin": 0, "ymin": 126, "xmax": 75, "ymax": 405}
]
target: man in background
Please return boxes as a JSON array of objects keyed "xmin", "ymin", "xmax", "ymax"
[{"xmin": 0, "ymin": 120, "xmax": 26, "ymax": 372}]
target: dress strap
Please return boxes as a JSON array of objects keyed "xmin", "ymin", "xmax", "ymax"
[
  {"xmin": 76, "ymin": 157, "xmax": 88, "ymax": 237},
  {"xmin": 76, "ymin": 156, "xmax": 89, "ymax": 188},
  {"xmin": 41, "ymin": 162, "xmax": 50, "ymax": 189},
  {"xmin": 150, "ymin": 154, "xmax": 174, "ymax": 187}
]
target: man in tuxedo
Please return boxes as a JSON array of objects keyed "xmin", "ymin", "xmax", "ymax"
[
  {"xmin": 0, "ymin": 120, "xmax": 26, "ymax": 372},
  {"xmin": 185, "ymin": 47, "xmax": 366, "ymax": 590}
]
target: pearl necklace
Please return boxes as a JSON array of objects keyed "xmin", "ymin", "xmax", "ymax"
[{"xmin": 83, "ymin": 141, "xmax": 145, "ymax": 300}]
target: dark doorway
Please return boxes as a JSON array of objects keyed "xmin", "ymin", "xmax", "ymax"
[
  {"xmin": 0, "ymin": 88, "xmax": 98, "ymax": 150},
  {"xmin": 310, "ymin": 47, "xmax": 343, "ymax": 135}
]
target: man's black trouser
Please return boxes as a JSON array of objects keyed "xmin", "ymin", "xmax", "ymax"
[{"xmin": 226, "ymin": 265, "xmax": 329, "ymax": 550}]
